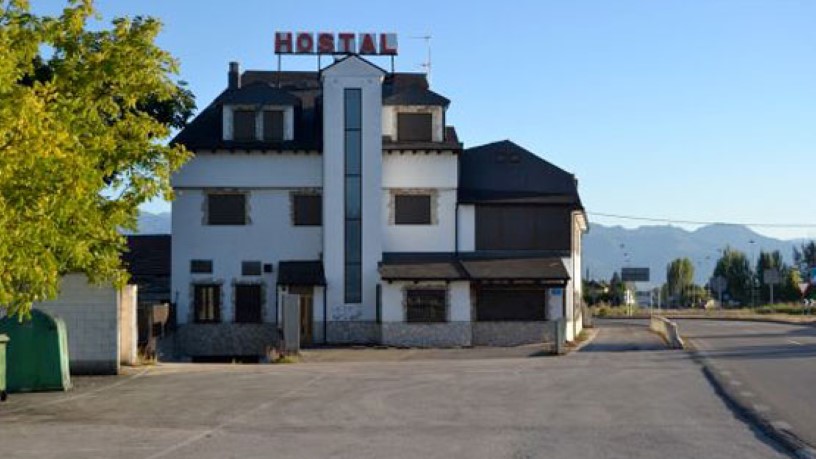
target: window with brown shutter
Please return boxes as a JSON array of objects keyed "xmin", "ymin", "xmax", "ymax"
[
  {"xmin": 207, "ymin": 193, "xmax": 246, "ymax": 225},
  {"xmin": 235, "ymin": 284, "xmax": 262, "ymax": 323},
  {"xmin": 241, "ymin": 261, "xmax": 262, "ymax": 276},
  {"xmin": 263, "ymin": 110, "xmax": 285, "ymax": 142},
  {"xmin": 406, "ymin": 289, "xmax": 447, "ymax": 323},
  {"xmin": 190, "ymin": 259, "xmax": 213, "ymax": 274},
  {"xmin": 293, "ymin": 194, "xmax": 322, "ymax": 226},
  {"xmin": 397, "ymin": 113, "xmax": 433, "ymax": 142},
  {"xmin": 194, "ymin": 284, "xmax": 221, "ymax": 323},
  {"xmin": 394, "ymin": 194, "xmax": 432, "ymax": 225},
  {"xmin": 233, "ymin": 110, "xmax": 256, "ymax": 141}
]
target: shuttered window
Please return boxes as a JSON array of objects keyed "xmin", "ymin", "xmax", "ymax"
[
  {"xmin": 233, "ymin": 110, "xmax": 256, "ymax": 141},
  {"xmin": 190, "ymin": 259, "xmax": 213, "ymax": 274},
  {"xmin": 475, "ymin": 287, "xmax": 547, "ymax": 321},
  {"xmin": 397, "ymin": 113, "xmax": 433, "ymax": 142},
  {"xmin": 207, "ymin": 193, "xmax": 246, "ymax": 225},
  {"xmin": 235, "ymin": 284, "xmax": 262, "ymax": 323},
  {"xmin": 475, "ymin": 205, "xmax": 572, "ymax": 251},
  {"xmin": 394, "ymin": 194, "xmax": 432, "ymax": 225},
  {"xmin": 263, "ymin": 110, "xmax": 285, "ymax": 141},
  {"xmin": 293, "ymin": 194, "xmax": 322, "ymax": 226},
  {"xmin": 241, "ymin": 261, "xmax": 262, "ymax": 276},
  {"xmin": 406, "ymin": 289, "xmax": 447, "ymax": 323},
  {"xmin": 194, "ymin": 284, "xmax": 221, "ymax": 323}
]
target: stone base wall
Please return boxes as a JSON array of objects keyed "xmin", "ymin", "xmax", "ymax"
[
  {"xmin": 381, "ymin": 322, "xmax": 472, "ymax": 348},
  {"xmin": 472, "ymin": 321, "xmax": 556, "ymax": 346},
  {"xmin": 325, "ymin": 321, "xmax": 379, "ymax": 344},
  {"xmin": 176, "ymin": 323, "xmax": 277, "ymax": 357}
]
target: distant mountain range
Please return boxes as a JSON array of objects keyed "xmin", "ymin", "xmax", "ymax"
[
  {"xmin": 133, "ymin": 212, "xmax": 805, "ymax": 286},
  {"xmin": 584, "ymin": 223, "xmax": 804, "ymax": 285},
  {"xmin": 134, "ymin": 211, "xmax": 171, "ymax": 235}
]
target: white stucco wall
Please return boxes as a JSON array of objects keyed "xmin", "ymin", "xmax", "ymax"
[
  {"xmin": 382, "ymin": 105, "xmax": 445, "ymax": 142},
  {"xmin": 322, "ymin": 57, "xmax": 384, "ymax": 323},
  {"xmin": 171, "ymin": 188, "xmax": 322, "ymax": 325},
  {"xmin": 34, "ymin": 274, "xmax": 127, "ymax": 374},
  {"xmin": 172, "ymin": 152, "xmax": 322, "ymax": 189},
  {"xmin": 381, "ymin": 281, "xmax": 471, "ymax": 322},
  {"xmin": 457, "ymin": 204, "xmax": 476, "ymax": 252}
]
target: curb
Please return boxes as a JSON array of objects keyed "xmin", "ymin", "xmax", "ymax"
[
  {"xmin": 686, "ymin": 339, "xmax": 816, "ymax": 459},
  {"xmin": 568, "ymin": 327, "xmax": 599, "ymax": 353}
]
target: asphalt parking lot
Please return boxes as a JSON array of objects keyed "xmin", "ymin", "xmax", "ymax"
[{"xmin": 0, "ymin": 321, "xmax": 788, "ymax": 459}]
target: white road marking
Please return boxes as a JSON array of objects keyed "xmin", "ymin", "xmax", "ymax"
[{"xmin": 787, "ymin": 339, "xmax": 804, "ymax": 346}]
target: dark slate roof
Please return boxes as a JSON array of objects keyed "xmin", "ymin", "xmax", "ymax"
[
  {"xmin": 380, "ymin": 253, "xmax": 466, "ymax": 281},
  {"xmin": 172, "ymin": 64, "xmax": 457, "ymax": 153},
  {"xmin": 460, "ymin": 257, "xmax": 569, "ymax": 281},
  {"xmin": 383, "ymin": 86, "xmax": 450, "ymax": 107},
  {"xmin": 459, "ymin": 140, "xmax": 583, "ymax": 208},
  {"xmin": 379, "ymin": 252, "xmax": 569, "ymax": 282},
  {"xmin": 277, "ymin": 261, "xmax": 326, "ymax": 286},
  {"xmin": 382, "ymin": 126, "xmax": 463, "ymax": 152},
  {"xmin": 122, "ymin": 235, "xmax": 171, "ymax": 277},
  {"xmin": 219, "ymin": 81, "xmax": 301, "ymax": 106}
]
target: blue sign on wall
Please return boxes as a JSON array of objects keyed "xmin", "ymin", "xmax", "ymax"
[{"xmin": 811, "ymin": 267, "xmax": 816, "ymax": 285}]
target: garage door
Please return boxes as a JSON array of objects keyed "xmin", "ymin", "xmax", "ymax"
[{"xmin": 476, "ymin": 287, "xmax": 547, "ymax": 321}]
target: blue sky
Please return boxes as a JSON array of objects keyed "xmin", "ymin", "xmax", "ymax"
[{"xmin": 38, "ymin": 1, "xmax": 816, "ymax": 240}]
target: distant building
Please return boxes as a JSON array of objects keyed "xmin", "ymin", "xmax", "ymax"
[{"xmin": 169, "ymin": 55, "xmax": 588, "ymax": 359}]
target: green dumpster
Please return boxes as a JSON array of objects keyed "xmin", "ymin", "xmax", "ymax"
[
  {"xmin": 0, "ymin": 309, "xmax": 71, "ymax": 392},
  {"xmin": 0, "ymin": 334, "xmax": 8, "ymax": 401}
]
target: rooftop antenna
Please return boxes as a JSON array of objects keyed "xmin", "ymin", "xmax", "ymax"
[{"xmin": 411, "ymin": 34, "xmax": 432, "ymax": 83}]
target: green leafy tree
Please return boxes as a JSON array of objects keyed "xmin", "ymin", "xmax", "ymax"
[
  {"xmin": 713, "ymin": 247, "xmax": 752, "ymax": 306},
  {"xmin": 755, "ymin": 250, "xmax": 785, "ymax": 304},
  {"xmin": 666, "ymin": 257, "xmax": 694, "ymax": 306},
  {"xmin": 0, "ymin": 0, "xmax": 192, "ymax": 318}
]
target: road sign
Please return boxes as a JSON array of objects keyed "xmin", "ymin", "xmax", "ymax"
[
  {"xmin": 811, "ymin": 268, "xmax": 816, "ymax": 286},
  {"xmin": 710, "ymin": 276, "xmax": 727, "ymax": 294},
  {"xmin": 763, "ymin": 269, "xmax": 780, "ymax": 285},
  {"xmin": 621, "ymin": 267, "xmax": 650, "ymax": 282},
  {"xmin": 799, "ymin": 282, "xmax": 810, "ymax": 296}
]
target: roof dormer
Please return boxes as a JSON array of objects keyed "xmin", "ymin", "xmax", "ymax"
[
  {"xmin": 221, "ymin": 62, "xmax": 300, "ymax": 143},
  {"xmin": 382, "ymin": 83, "xmax": 450, "ymax": 144}
]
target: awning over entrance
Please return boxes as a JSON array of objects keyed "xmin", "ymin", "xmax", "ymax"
[
  {"xmin": 379, "ymin": 253, "xmax": 570, "ymax": 283},
  {"xmin": 461, "ymin": 257, "xmax": 569, "ymax": 282},
  {"xmin": 277, "ymin": 261, "xmax": 326, "ymax": 286}
]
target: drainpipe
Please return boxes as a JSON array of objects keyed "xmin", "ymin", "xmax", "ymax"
[{"xmin": 323, "ymin": 285, "xmax": 327, "ymax": 344}]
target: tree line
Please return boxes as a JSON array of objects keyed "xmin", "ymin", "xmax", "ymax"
[{"xmin": 585, "ymin": 241, "xmax": 816, "ymax": 308}]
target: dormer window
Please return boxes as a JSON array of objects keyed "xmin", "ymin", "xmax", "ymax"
[
  {"xmin": 397, "ymin": 112, "xmax": 433, "ymax": 142},
  {"xmin": 263, "ymin": 110, "xmax": 284, "ymax": 142},
  {"xmin": 233, "ymin": 110, "xmax": 257, "ymax": 141}
]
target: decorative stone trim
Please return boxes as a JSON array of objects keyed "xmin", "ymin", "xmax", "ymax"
[
  {"xmin": 201, "ymin": 189, "xmax": 252, "ymax": 225},
  {"xmin": 402, "ymin": 283, "xmax": 449, "ymax": 322},
  {"xmin": 188, "ymin": 278, "xmax": 226, "ymax": 324},
  {"xmin": 387, "ymin": 188, "xmax": 438, "ymax": 225}
]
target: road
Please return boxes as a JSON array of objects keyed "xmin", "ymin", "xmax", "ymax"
[
  {"xmin": 0, "ymin": 320, "xmax": 787, "ymax": 459},
  {"xmin": 678, "ymin": 319, "xmax": 816, "ymax": 449}
]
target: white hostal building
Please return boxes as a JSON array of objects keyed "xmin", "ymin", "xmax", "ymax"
[{"xmin": 171, "ymin": 55, "xmax": 587, "ymax": 359}]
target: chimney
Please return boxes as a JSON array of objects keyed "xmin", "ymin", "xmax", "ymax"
[{"xmin": 228, "ymin": 61, "xmax": 240, "ymax": 89}]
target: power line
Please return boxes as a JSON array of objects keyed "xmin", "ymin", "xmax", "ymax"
[{"xmin": 588, "ymin": 212, "xmax": 816, "ymax": 229}]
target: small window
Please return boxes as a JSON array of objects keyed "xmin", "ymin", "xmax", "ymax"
[
  {"xmin": 397, "ymin": 113, "xmax": 433, "ymax": 142},
  {"xmin": 394, "ymin": 194, "xmax": 432, "ymax": 225},
  {"xmin": 191, "ymin": 259, "xmax": 213, "ymax": 274},
  {"xmin": 292, "ymin": 194, "xmax": 322, "ymax": 226},
  {"xmin": 242, "ymin": 261, "xmax": 262, "ymax": 276},
  {"xmin": 235, "ymin": 284, "xmax": 262, "ymax": 323},
  {"xmin": 207, "ymin": 193, "xmax": 246, "ymax": 225},
  {"xmin": 406, "ymin": 289, "xmax": 446, "ymax": 323},
  {"xmin": 263, "ymin": 110, "xmax": 284, "ymax": 142},
  {"xmin": 233, "ymin": 110, "xmax": 257, "ymax": 141},
  {"xmin": 194, "ymin": 284, "xmax": 221, "ymax": 323}
]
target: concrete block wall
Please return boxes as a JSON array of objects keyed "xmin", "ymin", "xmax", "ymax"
[{"xmin": 35, "ymin": 274, "xmax": 125, "ymax": 375}]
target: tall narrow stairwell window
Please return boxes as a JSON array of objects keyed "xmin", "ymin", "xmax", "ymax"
[{"xmin": 344, "ymin": 88, "xmax": 362, "ymax": 303}]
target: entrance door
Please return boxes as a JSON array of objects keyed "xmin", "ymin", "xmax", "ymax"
[{"xmin": 289, "ymin": 286, "xmax": 314, "ymax": 346}]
